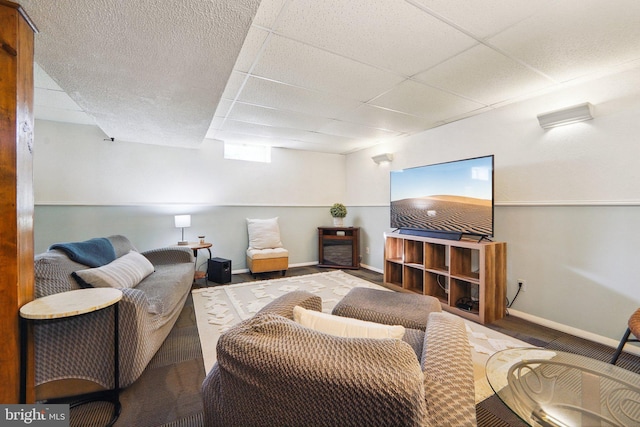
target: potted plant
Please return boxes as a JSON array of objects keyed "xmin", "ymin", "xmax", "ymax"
[{"xmin": 330, "ymin": 203, "xmax": 347, "ymax": 227}]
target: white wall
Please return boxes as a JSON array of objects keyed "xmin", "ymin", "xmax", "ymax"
[
  {"xmin": 346, "ymin": 66, "xmax": 640, "ymax": 345},
  {"xmin": 33, "ymin": 121, "xmax": 347, "ymax": 268},
  {"xmin": 35, "ymin": 121, "xmax": 345, "ymax": 206}
]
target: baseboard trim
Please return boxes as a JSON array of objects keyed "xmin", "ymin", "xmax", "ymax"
[
  {"xmin": 231, "ymin": 261, "xmax": 318, "ymax": 275},
  {"xmin": 360, "ymin": 263, "xmax": 382, "ymax": 274},
  {"xmin": 508, "ymin": 309, "xmax": 640, "ymax": 356}
]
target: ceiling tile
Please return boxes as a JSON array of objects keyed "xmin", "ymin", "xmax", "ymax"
[
  {"xmin": 213, "ymin": 99, "xmax": 233, "ymax": 119},
  {"xmin": 251, "ymin": 35, "xmax": 405, "ymax": 102},
  {"xmin": 413, "ymin": 0, "xmax": 555, "ymax": 39},
  {"xmin": 208, "ymin": 115, "xmax": 225, "ymax": 129},
  {"xmin": 213, "ymin": 128, "xmax": 362, "ymax": 154},
  {"xmin": 236, "ymin": 76, "xmax": 362, "ymax": 118},
  {"xmin": 221, "ymin": 71, "xmax": 249, "ymax": 101},
  {"xmin": 414, "ymin": 44, "xmax": 553, "ymax": 105},
  {"xmin": 370, "ymin": 80, "xmax": 485, "ymax": 121},
  {"xmin": 227, "ymin": 102, "xmax": 332, "ymax": 131},
  {"xmin": 231, "ymin": 27, "xmax": 270, "ymax": 73},
  {"xmin": 489, "ymin": 0, "xmax": 640, "ymax": 82},
  {"xmin": 342, "ymin": 104, "xmax": 436, "ymax": 134},
  {"xmin": 318, "ymin": 120, "xmax": 401, "ymax": 140},
  {"xmin": 221, "ymin": 119, "xmax": 332, "ymax": 142},
  {"xmin": 252, "ymin": 0, "xmax": 288, "ymax": 29},
  {"xmin": 274, "ymin": 0, "xmax": 477, "ymax": 76},
  {"xmin": 212, "ymin": 129, "xmax": 282, "ymax": 146},
  {"xmin": 289, "ymin": 130, "xmax": 357, "ymax": 146}
]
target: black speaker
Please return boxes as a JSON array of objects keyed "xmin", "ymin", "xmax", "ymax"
[{"xmin": 207, "ymin": 257, "xmax": 231, "ymax": 284}]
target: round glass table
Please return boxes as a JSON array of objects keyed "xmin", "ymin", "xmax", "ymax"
[{"xmin": 486, "ymin": 348, "xmax": 640, "ymax": 426}]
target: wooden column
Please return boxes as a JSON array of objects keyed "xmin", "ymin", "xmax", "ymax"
[{"xmin": 0, "ymin": 0, "xmax": 37, "ymax": 404}]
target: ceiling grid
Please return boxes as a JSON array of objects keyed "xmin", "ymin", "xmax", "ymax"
[{"xmin": 23, "ymin": 0, "xmax": 640, "ymax": 153}]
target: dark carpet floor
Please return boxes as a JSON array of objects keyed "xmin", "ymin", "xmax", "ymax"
[{"xmin": 65, "ymin": 266, "xmax": 639, "ymax": 426}]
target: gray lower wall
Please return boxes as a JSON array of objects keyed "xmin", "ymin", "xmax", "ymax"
[
  {"xmin": 35, "ymin": 205, "xmax": 335, "ymax": 273},
  {"xmin": 347, "ymin": 203, "xmax": 640, "ymax": 344},
  {"xmin": 35, "ymin": 202, "xmax": 640, "ymax": 345}
]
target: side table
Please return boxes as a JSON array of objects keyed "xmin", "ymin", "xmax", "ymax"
[
  {"xmin": 177, "ymin": 242, "xmax": 213, "ymax": 283},
  {"xmin": 178, "ymin": 241, "xmax": 213, "ymax": 260},
  {"xmin": 20, "ymin": 288, "xmax": 123, "ymax": 426}
]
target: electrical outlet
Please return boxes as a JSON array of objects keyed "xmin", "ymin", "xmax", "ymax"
[
  {"xmin": 365, "ymin": 247, "xmax": 370, "ymax": 254},
  {"xmin": 518, "ymin": 279, "xmax": 527, "ymax": 292}
]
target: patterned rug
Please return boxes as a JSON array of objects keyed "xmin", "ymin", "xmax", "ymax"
[{"xmin": 192, "ymin": 270, "xmax": 532, "ymax": 403}]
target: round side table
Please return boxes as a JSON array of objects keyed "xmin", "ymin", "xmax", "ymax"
[{"xmin": 20, "ymin": 288, "xmax": 123, "ymax": 426}]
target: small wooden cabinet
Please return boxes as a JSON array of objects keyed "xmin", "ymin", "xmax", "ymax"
[
  {"xmin": 384, "ymin": 232, "xmax": 506, "ymax": 324},
  {"xmin": 318, "ymin": 227, "xmax": 360, "ymax": 269}
]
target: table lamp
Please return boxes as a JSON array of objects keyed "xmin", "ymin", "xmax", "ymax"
[{"xmin": 174, "ymin": 215, "xmax": 191, "ymax": 245}]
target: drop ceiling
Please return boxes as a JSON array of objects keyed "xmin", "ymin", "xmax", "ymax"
[{"xmin": 25, "ymin": 0, "xmax": 640, "ymax": 154}]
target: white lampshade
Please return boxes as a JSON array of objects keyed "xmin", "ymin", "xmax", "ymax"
[{"xmin": 174, "ymin": 215, "xmax": 191, "ymax": 228}]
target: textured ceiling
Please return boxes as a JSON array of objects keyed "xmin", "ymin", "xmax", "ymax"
[
  {"xmin": 23, "ymin": 0, "xmax": 261, "ymax": 147},
  {"xmin": 27, "ymin": 0, "xmax": 640, "ymax": 153}
]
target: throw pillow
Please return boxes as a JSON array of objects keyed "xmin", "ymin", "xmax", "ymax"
[
  {"xmin": 293, "ymin": 305, "xmax": 405, "ymax": 339},
  {"xmin": 247, "ymin": 217, "xmax": 283, "ymax": 249},
  {"xmin": 72, "ymin": 251, "xmax": 155, "ymax": 289}
]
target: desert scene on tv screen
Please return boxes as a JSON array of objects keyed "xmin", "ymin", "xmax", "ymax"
[{"xmin": 391, "ymin": 195, "xmax": 492, "ymax": 236}]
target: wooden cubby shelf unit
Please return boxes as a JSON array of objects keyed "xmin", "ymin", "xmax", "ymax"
[{"xmin": 383, "ymin": 232, "xmax": 507, "ymax": 324}]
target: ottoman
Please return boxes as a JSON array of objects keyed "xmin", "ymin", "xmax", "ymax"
[
  {"xmin": 246, "ymin": 247, "xmax": 289, "ymax": 277},
  {"xmin": 331, "ymin": 287, "xmax": 442, "ymax": 331}
]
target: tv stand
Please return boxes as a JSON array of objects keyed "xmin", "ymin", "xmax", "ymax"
[
  {"xmin": 398, "ymin": 229, "xmax": 462, "ymax": 241},
  {"xmin": 384, "ymin": 232, "xmax": 506, "ymax": 324}
]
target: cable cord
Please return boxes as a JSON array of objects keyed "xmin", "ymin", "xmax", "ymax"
[
  {"xmin": 505, "ymin": 282, "xmax": 523, "ymax": 315},
  {"xmin": 436, "ymin": 274, "xmax": 448, "ymax": 294}
]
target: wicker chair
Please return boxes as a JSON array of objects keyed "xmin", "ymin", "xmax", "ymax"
[{"xmin": 611, "ymin": 308, "xmax": 640, "ymax": 364}]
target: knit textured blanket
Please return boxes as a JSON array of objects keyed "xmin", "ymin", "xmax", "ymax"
[{"xmin": 49, "ymin": 237, "xmax": 117, "ymax": 267}]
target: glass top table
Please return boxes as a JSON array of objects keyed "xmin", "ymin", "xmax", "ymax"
[{"xmin": 486, "ymin": 348, "xmax": 640, "ymax": 427}]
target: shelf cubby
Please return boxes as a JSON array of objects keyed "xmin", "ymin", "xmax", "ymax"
[
  {"xmin": 404, "ymin": 239, "xmax": 424, "ymax": 265},
  {"xmin": 450, "ymin": 278, "xmax": 480, "ymax": 315},
  {"xmin": 450, "ymin": 246, "xmax": 480, "ymax": 281},
  {"xmin": 403, "ymin": 265, "xmax": 424, "ymax": 294},
  {"xmin": 424, "ymin": 271, "xmax": 449, "ymax": 306},
  {"xmin": 385, "ymin": 236, "xmax": 404, "ymax": 262},
  {"xmin": 384, "ymin": 260, "xmax": 403, "ymax": 287},
  {"xmin": 424, "ymin": 242, "xmax": 447, "ymax": 273}
]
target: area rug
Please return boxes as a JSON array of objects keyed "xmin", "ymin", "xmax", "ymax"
[{"xmin": 192, "ymin": 270, "xmax": 532, "ymax": 403}]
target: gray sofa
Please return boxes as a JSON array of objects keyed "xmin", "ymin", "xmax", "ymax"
[
  {"xmin": 33, "ymin": 235, "xmax": 195, "ymax": 400},
  {"xmin": 202, "ymin": 290, "xmax": 476, "ymax": 427}
]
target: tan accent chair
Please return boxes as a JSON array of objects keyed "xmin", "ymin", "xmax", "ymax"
[{"xmin": 245, "ymin": 217, "xmax": 288, "ymax": 277}]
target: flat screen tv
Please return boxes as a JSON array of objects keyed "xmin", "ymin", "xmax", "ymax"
[{"xmin": 390, "ymin": 155, "xmax": 494, "ymax": 240}]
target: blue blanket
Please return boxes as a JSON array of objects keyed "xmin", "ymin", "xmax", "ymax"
[{"xmin": 50, "ymin": 237, "xmax": 117, "ymax": 268}]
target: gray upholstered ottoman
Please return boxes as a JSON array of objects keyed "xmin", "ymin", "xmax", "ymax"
[{"xmin": 331, "ymin": 287, "xmax": 441, "ymax": 331}]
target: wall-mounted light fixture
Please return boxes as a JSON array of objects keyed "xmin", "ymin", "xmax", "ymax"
[
  {"xmin": 372, "ymin": 153, "xmax": 394, "ymax": 164},
  {"xmin": 537, "ymin": 102, "xmax": 593, "ymax": 129},
  {"xmin": 174, "ymin": 214, "xmax": 191, "ymax": 245}
]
